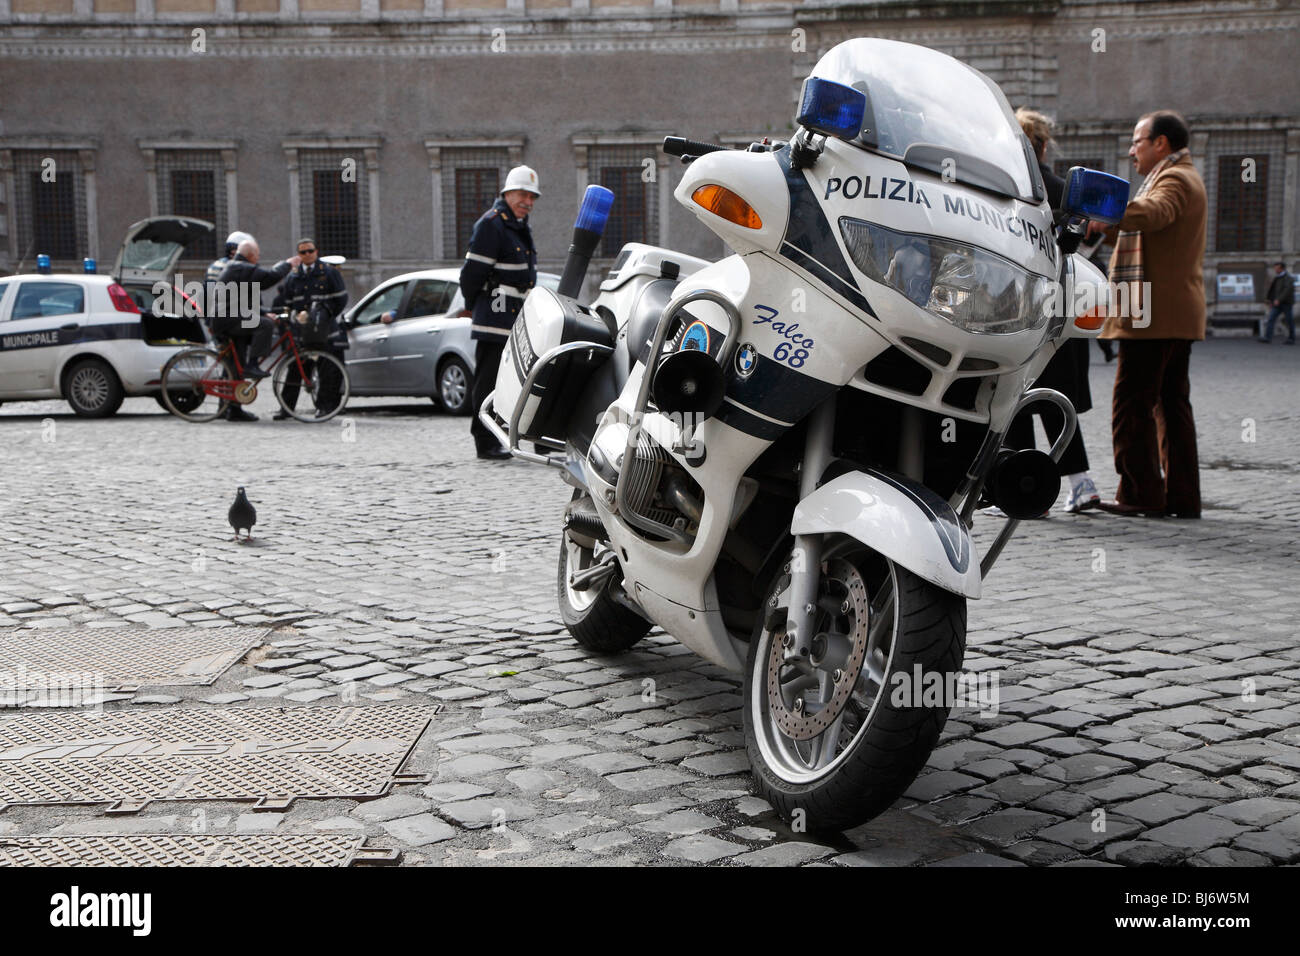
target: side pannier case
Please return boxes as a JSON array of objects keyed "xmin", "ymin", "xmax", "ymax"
[{"xmin": 494, "ymin": 288, "xmax": 615, "ymax": 445}]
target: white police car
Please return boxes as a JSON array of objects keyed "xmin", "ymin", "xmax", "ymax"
[{"xmin": 0, "ymin": 216, "xmax": 212, "ymax": 417}]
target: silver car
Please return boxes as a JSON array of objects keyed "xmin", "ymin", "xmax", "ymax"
[{"xmin": 342, "ymin": 268, "xmax": 559, "ymax": 414}]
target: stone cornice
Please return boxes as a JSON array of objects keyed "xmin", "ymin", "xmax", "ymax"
[
  {"xmin": 0, "ymin": 137, "xmax": 100, "ymax": 150},
  {"xmin": 0, "ymin": 2, "xmax": 1294, "ymax": 56},
  {"xmin": 138, "ymin": 138, "xmax": 239, "ymax": 150},
  {"xmin": 797, "ymin": 0, "xmax": 1063, "ymax": 23},
  {"xmin": 1060, "ymin": 116, "xmax": 1298, "ymax": 136},
  {"xmin": 0, "ymin": 17, "xmax": 796, "ymax": 56}
]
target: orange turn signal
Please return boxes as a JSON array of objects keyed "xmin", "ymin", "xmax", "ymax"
[
  {"xmin": 691, "ymin": 184, "xmax": 762, "ymax": 230},
  {"xmin": 1074, "ymin": 306, "xmax": 1107, "ymax": 331}
]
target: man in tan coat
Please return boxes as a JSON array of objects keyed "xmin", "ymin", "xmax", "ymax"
[{"xmin": 1095, "ymin": 110, "xmax": 1207, "ymax": 518}]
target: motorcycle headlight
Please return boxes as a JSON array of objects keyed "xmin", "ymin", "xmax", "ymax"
[{"xmin": 840, "ymin": 217, "xmax": 1053, "ymax": 334}]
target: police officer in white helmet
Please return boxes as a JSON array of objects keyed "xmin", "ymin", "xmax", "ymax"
[
  {"xmin": 458, "ymin": 165, "xmax": 540, "ymax": 459},
  {"xmin": 207, "ymin": 230, "xmax": 253, "ymax": 286}
]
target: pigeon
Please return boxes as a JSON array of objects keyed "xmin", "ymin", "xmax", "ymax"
[{"xmin": 228, "ymin": 486, "xmax": 257, "ymax": 542}]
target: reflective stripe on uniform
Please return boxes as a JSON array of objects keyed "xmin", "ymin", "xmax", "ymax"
[
  {"xmin": 465, "ymin": 252, "xmax": 496, "ymax": 265},
  {"xmin": 493, "ymin": 262, "xmax": 530, "ymax": 271},
  {"xmin": 471, "ymin": 323, "xmax": 510, "ymax": 337}
]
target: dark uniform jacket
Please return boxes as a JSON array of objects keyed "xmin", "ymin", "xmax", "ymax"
[
  {"xmin": 1267, "ymin": 271, "xmax": 1295, "ymax": 306},
  {"xmin": 213, "ymin": 255, "xmax": 292, "ymax": 338},
  {"xmin": 205, "ymin": 255, "xmax": 233, "ymax": 285},
  {"xmin": 273, "ymin": 262, "xmax": 349, "ymax": 322},
  {"xmin": 459, "ymin": 197, "xmax": 537, "ymax": 342}
]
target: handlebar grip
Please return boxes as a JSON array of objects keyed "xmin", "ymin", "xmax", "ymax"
[{"xmin": 663, "ymin": 136, "xmax": 729, "ymax": 158}]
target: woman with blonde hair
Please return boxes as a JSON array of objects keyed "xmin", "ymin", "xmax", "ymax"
[{"xmin": 993, "ymin": 108, "xmax": 1101, "ymax": 514}]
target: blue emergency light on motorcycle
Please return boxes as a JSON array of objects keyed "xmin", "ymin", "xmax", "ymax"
[
  {"xmin": 574, "ymin": 185, "xmax": 615, "ymax": 234},
  {"xmin": 83, "ymin": 258, "xmax": 96, "ymax": 274},
  {"xmin": 559, "ymin": 185, "xmax": 617, "ymax": 299},
  {"xmin": 1061, "ymin": 167, "xmax": 1130, "ymax": 224},
  {"xmin": 796, "ymin": 77, "xmax": 867, "ymax": 140},
  {"xmin": 36, "ymin": 254, "xmax": 52, "ymax": 274}
]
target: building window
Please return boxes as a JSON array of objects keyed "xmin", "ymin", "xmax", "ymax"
[
  {"xmin": 1209, "ymin": 131, "xmax": 1284, "ymax": 253},
  {"xmin": 298, "ymin": 150, "xmax": 368, "ymax": 259},
  {"xmin": 442, "ymin": 148, "xmax": 509, "ymax": 258},
  {"xmin": 589, "ymin": 145, "xmax": 658, "ymax": 258},
  {"xmin": 12, "ymin": 150, "xmax": 86, "ymax": 263},
  {"xmin": 1215, "ymin": 154, "xmax": 1268, "ymax": 252},
  {"xmin": 154, "ymin": 150, "xmax": 224, "ymax": 261},
  {"xmin": 1050, "ymin": 154, "xmax": 1106, "ymax": 182},
  {"xmin": 312, "ymin": 169, "xmax": 360, "ymax": 259}
]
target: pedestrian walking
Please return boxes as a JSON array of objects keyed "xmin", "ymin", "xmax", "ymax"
[
  {"xmin": 271, "ymin": 238, "xmax": 349, "ymax": 419},
  {"xmin": 459, "ymin": 165, "xmax": 540, "ymax": 459},
  {"xmin": 1259, "ymin": 261, "xmax": 1295, "ymax": 344},
  {"xmin": 1093, "ymin": 110, "xmax": 1208, "ymax": 519}
]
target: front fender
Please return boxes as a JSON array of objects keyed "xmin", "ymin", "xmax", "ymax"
[{"xmin": 791, "ymin": 470, "xmax": 982, "ymax": 599}]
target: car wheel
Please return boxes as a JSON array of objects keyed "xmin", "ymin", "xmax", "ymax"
[
  {"xmin": 64, "ymin": 358, "xmax": 124, "ymax": 418},
  {"xmin": 438, "ymin": 357, "xmax": 472, "ymax": 415}
]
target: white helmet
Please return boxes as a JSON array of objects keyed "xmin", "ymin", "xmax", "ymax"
[
  {"xmin": 501, "ymin": 165, "xmax": 540, "ymax": 197},
  {"xmin": 225, "ymin": 230, "xmax": 253, "ymax": 250}
]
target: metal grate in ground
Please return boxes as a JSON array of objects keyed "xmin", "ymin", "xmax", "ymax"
[
  {"xmin": 0, "ymin": 705, "xmax": 435, "ymax": 813},
  {"xmin": 0, "ymin": 625, "xmax": 267, "ymax": 697},
  {"xmin": 0, "ymin": 833, "xmax": 398, "ymax": 867}
]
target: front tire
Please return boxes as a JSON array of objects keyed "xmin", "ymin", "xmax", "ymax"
[
  {"xmin": 557, "ymin": 518, "xmax": 650, "ymax": 654},
  {"xmin": 272, "ymin": 349, "xmax": 350, "ymax": 422},
  {"xmin": 743, "ymin": 537, "xmax": 966, "ymax": 833},
  {"xmin": 64, "ymin": 358, "xmax": 124, "ymax": 418}
]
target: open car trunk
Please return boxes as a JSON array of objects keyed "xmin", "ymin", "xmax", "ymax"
[
  {"xmin": 141, "ymin": 310, "xmax": 207, "ymax": 346},
  {"xmin": 113, "ymin": 216, "xmax": 215, "ymax": 346},
  {"xmin": 112, "ymin": 215, "xmax": 216, "ymax": 286}
]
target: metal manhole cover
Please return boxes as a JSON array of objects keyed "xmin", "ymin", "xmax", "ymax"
[
  {"xmin": 0, "ymin": 705, "xmax": 435, "ymax": 813},
  {"xmin": 0, "ymin": 626, "xmax": 267, "ymax": 696},
  {"xmin": 0, "ymin": 834, "xmax": 395, "ymax": 867}
]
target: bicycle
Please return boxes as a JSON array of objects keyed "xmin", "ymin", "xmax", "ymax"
[{"xmin": 158, "ymin": 312, "xmax": 350, "ymax": 423}]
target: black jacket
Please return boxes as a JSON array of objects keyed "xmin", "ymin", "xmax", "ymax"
[
  {"xmin": 459, "ymin": 197, "xmax": 537, "ymax": 341},
  {"xmin": 212, "ymin": 255, "xmax": 292, "ymax": 335},
  {"xmin": 1039, "ymin": 161, "xmax": 1065, "ymax": 213},
  {"xmin": 273, "ymin": 261, "xmax": 349, "ymax": 320},
  {"xmin": 1267, "ymin": 271, "xmax": 1294, "ymax": 306}
]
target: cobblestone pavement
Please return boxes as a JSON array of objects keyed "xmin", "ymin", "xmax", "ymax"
[{"xmin": 1, "ymin": 337, "xmax": 1297, "ymax": 866}]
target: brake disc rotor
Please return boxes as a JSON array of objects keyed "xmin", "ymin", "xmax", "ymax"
[{"xmin": 766, "ymin": 558, "xmax": 871, "ymax": 741}]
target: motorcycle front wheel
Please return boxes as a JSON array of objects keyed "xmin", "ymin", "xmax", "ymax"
[
  {"xmin": 743, "ymin": 535, "xmax": 967, "ymax": 834},
  {"xmin": 556, "ymin": 502, "xmax": 651, "ymax": 654}
]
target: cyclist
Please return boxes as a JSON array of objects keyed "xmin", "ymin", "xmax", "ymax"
[{"xmin": 214, "ymin": 238, "xmax": 300, "ymax": 421}]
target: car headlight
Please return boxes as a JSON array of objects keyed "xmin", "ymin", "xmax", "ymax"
[{"xmin": 840, "ymin": 217, "xmax": 1054, "ymax": 334}]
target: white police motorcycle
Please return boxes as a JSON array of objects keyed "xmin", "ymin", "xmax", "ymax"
[{"xmin": 482, "ymin": 37, "xmax": 1129, "ymax": 832}]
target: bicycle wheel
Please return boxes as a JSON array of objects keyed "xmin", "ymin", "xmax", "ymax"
[
  {"xmin": 272, "ymin": 349, "xmax": 350, "ymax": 423},
  {"xmin": 159, "ymin": 347, "xmax": 232, "ymax": 422}
]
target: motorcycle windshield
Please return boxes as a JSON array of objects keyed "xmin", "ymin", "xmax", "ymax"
[{"xmin": 810, "ymin": 39, "xmax": 1041, "ymax": 203}]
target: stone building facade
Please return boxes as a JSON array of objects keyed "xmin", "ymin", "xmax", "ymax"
[{"xmin": 0, "ymin": 0, "xmax": 1297, "ymax": 314}]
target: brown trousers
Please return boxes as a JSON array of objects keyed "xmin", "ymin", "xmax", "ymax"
[{"xmin": 1111, "ymin": 339, "xmax": 1201, "ymax": 512}]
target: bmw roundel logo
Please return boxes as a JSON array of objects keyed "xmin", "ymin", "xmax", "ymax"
[{"xmin": 735, "ymin": 343, "xmax": 758, "ymax": 378}]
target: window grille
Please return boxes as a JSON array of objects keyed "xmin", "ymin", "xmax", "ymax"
[{"xmin": 442, "ymin": 148, "xmax": 509, "ymax": 258}]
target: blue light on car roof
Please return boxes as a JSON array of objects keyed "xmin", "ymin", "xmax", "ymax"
[
  {"xmin": 574, "ymin": 185, "xmax": 615, "ymax": 234},
  {"xmin": 36, "ymin": 254, "xmax": 52, "ymax": 274},
  {"xmin": 796, "ymin": 77, "xmax": 867, "ymax": 141},
  {"xmin": 83, "ymin": 258, "xmax": 96, "ymax": 274},
  {"xmin": 1062, "ymin": 167, "xmax": 1130, "ymax": 224}
]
